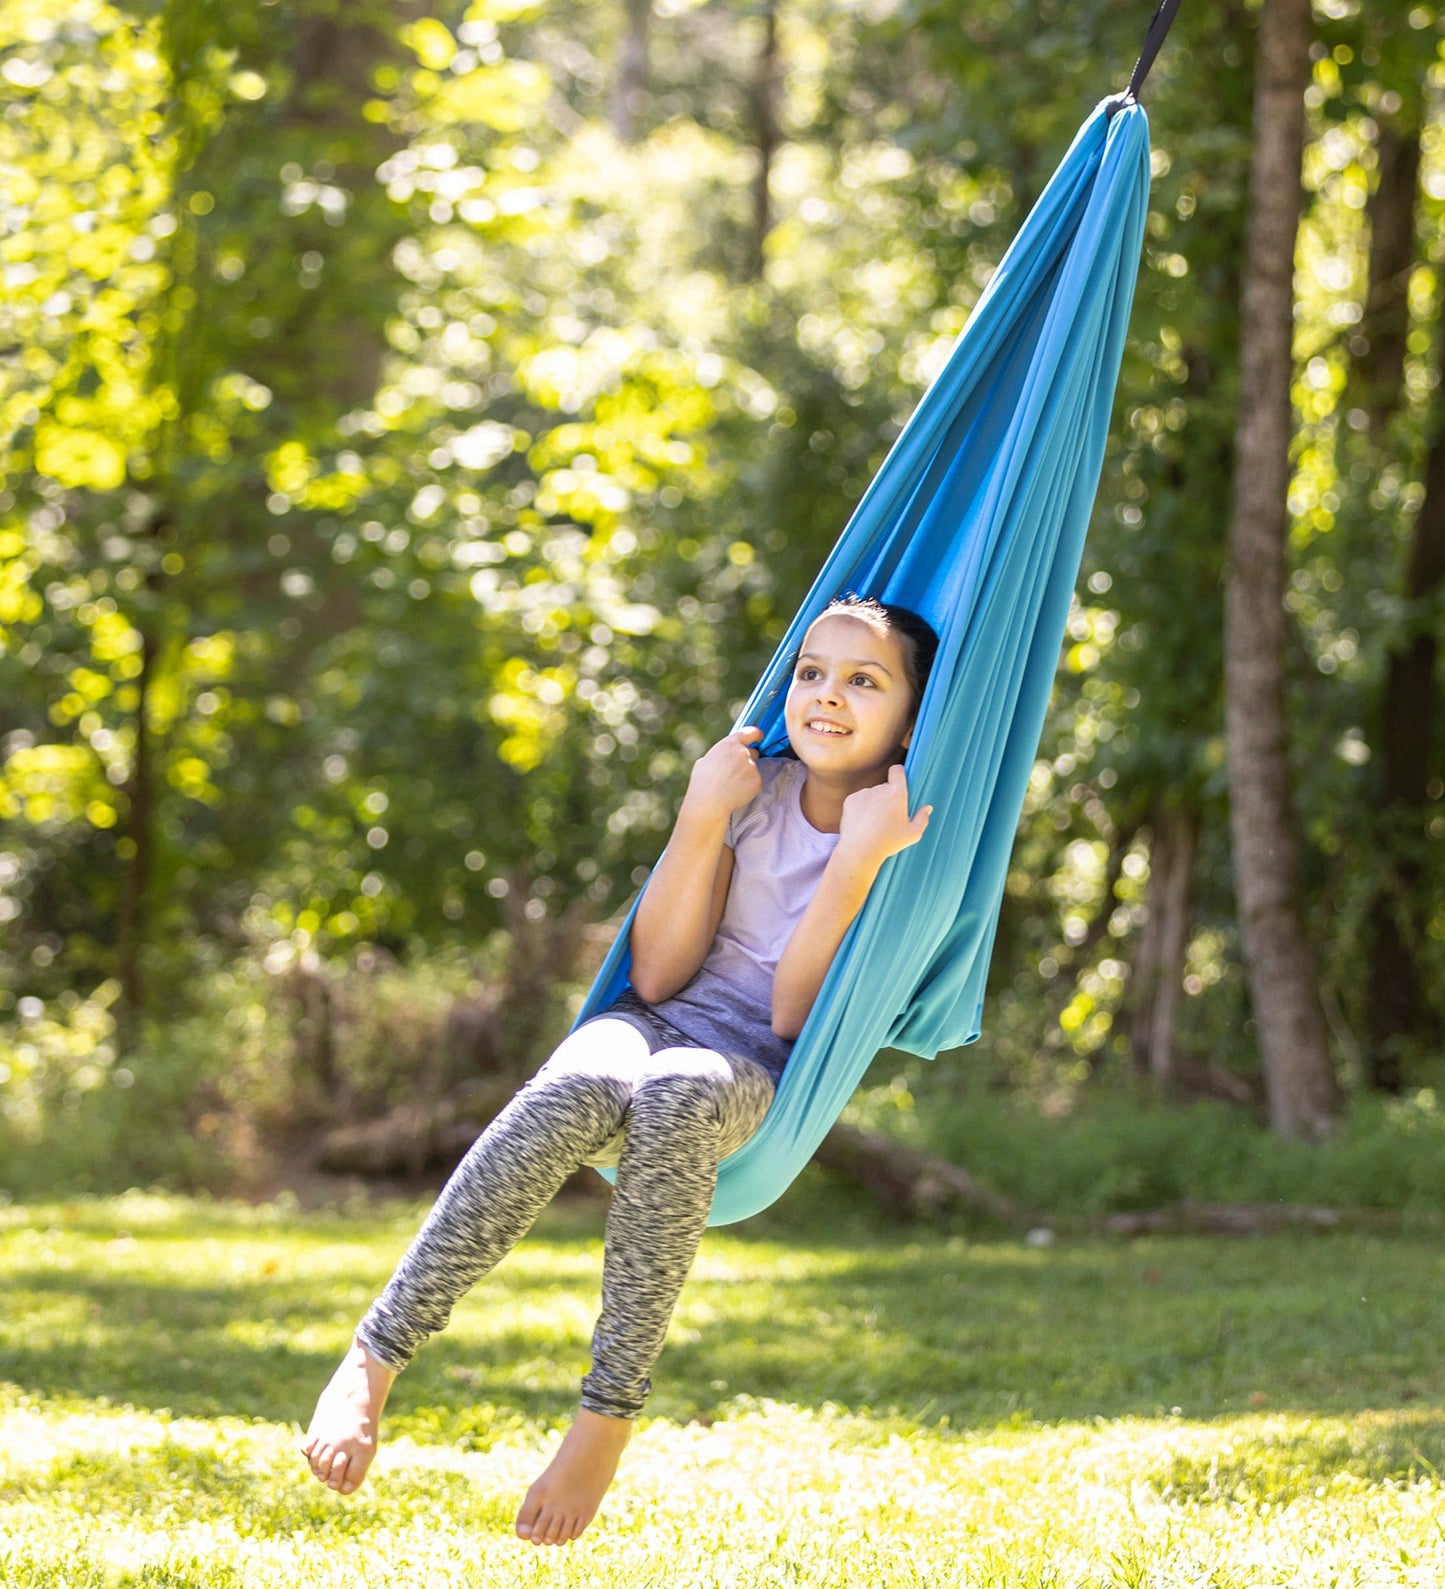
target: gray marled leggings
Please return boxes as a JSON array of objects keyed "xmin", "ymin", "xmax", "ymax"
[{"xmin": 355, "ymin": 1007, "xmax": 775, "ymax": 1421}]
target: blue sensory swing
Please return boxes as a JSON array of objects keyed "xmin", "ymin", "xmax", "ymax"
[{"xmin": 574, "ymin": 6, "xmax": 1179, "ymax": 1224}]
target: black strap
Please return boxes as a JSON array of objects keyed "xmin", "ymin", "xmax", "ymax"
[{"xmin": 1109, "ymin": 0, "xmax": 1185, "ymax": 113}]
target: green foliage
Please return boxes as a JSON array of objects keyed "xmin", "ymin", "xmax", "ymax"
[
  {"xmin": 0, "ymin": 981, "xmax": 227, "ymax": 1198},
  {"xmin": 851, "ymin": 1064, "xmax": 1445, "ymax": 1217},
  {"xmin": 1, "ymin": 0, "xmax": 1442, "ymax": 1135},
  {"xmin": 0, "ymin": 0, "xmax": 803, "ymax": 1013},
  {"xmin": 6, "ymin": 934, "xmax": 1445, "ymax": 1214},
  {"xmin": 0, "ymin": 940, "xmax": 558, "ymax": 1199}
]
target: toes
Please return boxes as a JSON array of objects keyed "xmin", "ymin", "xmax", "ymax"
[
  {"xmin": 516, "ymin": 1483, "xmax": 599, "ymax": 1545},
  {"xmin": 515, "ymin": 1493, "xmax": 541, "ymax": 1541}
]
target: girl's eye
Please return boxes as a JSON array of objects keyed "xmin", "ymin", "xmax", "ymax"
[{"xmin": 851, "ymin": 674, "xmax": 875, "ymax": 687}]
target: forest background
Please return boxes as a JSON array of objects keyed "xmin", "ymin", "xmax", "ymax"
[{"xmin": 1, "ymin": 0, "xmax": 1443, "ymax": 1215}]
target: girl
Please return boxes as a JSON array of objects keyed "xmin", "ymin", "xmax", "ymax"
[{"xmin": 301, "ymin": 594, "xmax": 938, "ymax": 1545}]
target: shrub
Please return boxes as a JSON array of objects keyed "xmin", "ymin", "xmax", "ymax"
[
  {"xmin": 0, "ymin": 937, "xmax": 568, "ymax": 1198},
  {"xmin": 846, "ymin": 1063, "xmax": 1445, "ymax": 1218}
]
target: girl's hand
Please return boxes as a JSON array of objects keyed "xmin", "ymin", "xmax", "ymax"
[
  {"xmin": 681, "ymin": 727, "xmax": 765, "ymax": 824},
  {"xmin": 837, "ymin": 764, "xmax": 932, "ymax": 867}
]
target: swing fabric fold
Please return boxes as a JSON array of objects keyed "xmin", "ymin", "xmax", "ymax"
[{"xmin": 575, "ymin": 97, "xmax": 1153, "ymax": 1225}]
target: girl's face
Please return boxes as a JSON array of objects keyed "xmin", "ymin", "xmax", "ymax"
[{"xmin": 784, "ymin": 614, "xmax": 917, "ymax": 779}]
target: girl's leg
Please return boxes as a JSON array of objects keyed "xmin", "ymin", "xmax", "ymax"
[
  {"xmin": 515, "ymin": 1044, "xmax": 774, "ymax": 1545},
  {"xmin": 356, "ymin": 1019, "xmax": 648, "ymax": 1369},
  {"xmin": 583, "ymin": 1046, "xmax": 774, "ymax": 1419},
  {"xmin": 302, "ymin": 1016, "xmax": 649, "ymax": 1494}
]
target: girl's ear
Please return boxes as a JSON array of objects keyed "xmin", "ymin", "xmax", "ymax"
[{"xmin": 900, "ymin": 721, "xmax": 914, "ymax": 751}]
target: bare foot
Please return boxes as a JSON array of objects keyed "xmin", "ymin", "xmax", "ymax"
[
  {"xmin": 515, "ymin": 1408, "xmax": 633, "ymax": 1546},
  {"xmin": 300, "ymin": 1336, "xmax": 397, "ymax": 1495}
]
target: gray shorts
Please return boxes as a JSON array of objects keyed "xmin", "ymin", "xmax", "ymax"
[
  {"xmin": 593, "ymin": 987, "xmax": 741, "ymax": 1058},
  {"xmin": 596, "ymin": 983, "xmax": 793, "ymax": 1079}
]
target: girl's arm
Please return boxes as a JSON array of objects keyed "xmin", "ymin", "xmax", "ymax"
[
  {"xmin": 629, "ymin": 728, "xmax": 762, "ymax": 1003},
  {"xmin": 771, "ymin": 763, "xmax": 931, "ymax": 1039}
]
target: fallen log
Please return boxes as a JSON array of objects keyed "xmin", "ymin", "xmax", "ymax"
[
  {"xmin": 317, "ymin": 1088, "xmax": 1020, "ymax": 1223},
  {"xmin": 1104, "ymin": 1200, "xmax": 1395, "ymax": 1237},
  {"xmin": 812, "ymin": 1122, "xmax": 1023, "ymax": 1224},
  {"xmin": 316, "ymin": 1079, "xmax": 515, "ymax": 1178}
]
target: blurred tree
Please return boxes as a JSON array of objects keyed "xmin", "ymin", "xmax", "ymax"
[
  {"xmin": 1337, "ymin": 7, "xmax": 1444, "ymax": 1090},
  {"xmin": 0, "ymin": 0, "xmax": 786, "ymax": 1075},
  {"xmin": 610, "ymin": 0, "xmax": 651, "ymax": 142},
  {"xmin": 1224, "ymin": 0, "xmax": 1338, "ymax": 1139},
  {"xmin": 3, "ymin": 0, "xmax": 1442, "ymax": 1163},
  {"xmin": 1286, "ymin": 2, "xmax": 1445, "ymax": 1096},
  {"xmin": 0, "ymin": 0, "xmax": 433, "ymax": 1038},
  {"xmin": 748, "ymin": 0, "xmax": 781, "ymax": 281}
]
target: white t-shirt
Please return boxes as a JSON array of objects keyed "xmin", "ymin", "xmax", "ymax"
[{"xmin": 648, "ymin": 757, "xmax": 839, "ymax": 1078}]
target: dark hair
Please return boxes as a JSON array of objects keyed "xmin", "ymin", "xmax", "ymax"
[{"xmin": 812, "ymin": 593, "xmax": 939, "ymax": 713}]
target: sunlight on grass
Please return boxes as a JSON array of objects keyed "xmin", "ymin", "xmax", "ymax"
[
  {"xmin": 2, "ymin": 1196, "xmax": 1443, "ymax": 1586},
  {"xmin": 3, "ymin": 1394, "xmax": 1444, "ymax": 1587}
]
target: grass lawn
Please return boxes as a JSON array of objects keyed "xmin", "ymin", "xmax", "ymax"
[{"xmin": 2, "ymin": 1188, "xmax": 1443, "ymax": 1586}]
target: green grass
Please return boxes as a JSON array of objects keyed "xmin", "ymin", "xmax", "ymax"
[{"xmin": 2, "ymin": 1191, "xmax": 1444, "ymax": 1586}]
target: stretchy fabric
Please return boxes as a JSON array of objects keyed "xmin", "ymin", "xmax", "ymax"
[
  {"xmin": 574, "ymin": 98, "xmax": 1154, "ymax": 1226},
  {"xmin": 649, "ymin": 757, "xmax": 838, "ymax": 1080},
  {"xmin": 355, "ymin": 1009, "xmax": 774, "ymax": 1420}
]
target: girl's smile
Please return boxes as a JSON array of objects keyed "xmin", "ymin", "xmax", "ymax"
[{"xmin": 784, "ymin": 613, "xmax": 917, "ymax": 789}]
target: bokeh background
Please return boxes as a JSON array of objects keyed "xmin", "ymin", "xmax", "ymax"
[{"xmin": 1, "ymin": 0, "xmax": 1442, "ymax": 1214}]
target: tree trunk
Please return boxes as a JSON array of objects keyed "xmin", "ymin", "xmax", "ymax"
[
  {"xmin": 1047, "ymin": 811, "xmax": 1141, "ymax": 1080},
  {"xmin": 116, "ymin": 503, "xmax": 168, "ymax": 1052},
  {"xmin": 1354, "ymin": 82, "xmax": 1438, "ymax": 1090},
  {"xmin": 494, "ymin": 870, "xmax": 596, "ymax": 1073},
  {"xmin": 281, "ymin": 7, "xmax": 418, "ymax": 410},
  {"xmin": 1127, "ymin": 801, "xmax": 1199, "ymax": 1091},
  {"xmin": 117, "ymin": 620, "xmax": 154, "ymax": 1047},
  {"xmin": 1222, "ymin": 0, "xmax": 1338, "ymax": 1140},
  {"xmin": 611, "ymin": 0, "xmax": 652, "ymax": 143},
  {"xmin": 1353, "ymin": 117, "xmax": 1421, "ymax": 427},
  {"xmin": 1364, "ymin": 414, "xmax": 1445, "ymax": 1087},
  {"xmin": 748, "ymin": 0, "xmax": 781, "ymax": 281}
]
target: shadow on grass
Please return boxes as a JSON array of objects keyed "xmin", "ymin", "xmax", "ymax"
[
  {"xmin": 0, "ymin": 1265, "xmax": 596, "ymax": 1430},
  {"xmin": 4, "ymin": 1215, "xmax": 1445, "ymax": 1439},
  {"xmin": 1152, "ymin": 1408, "xmax": 1445, "ymax": 1500}
]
